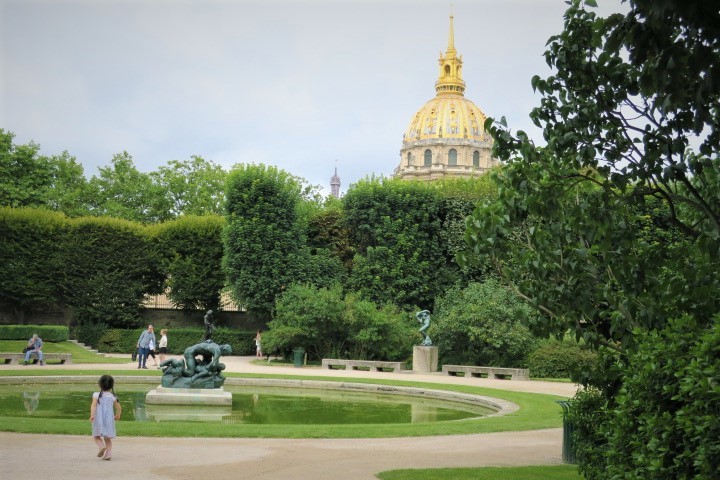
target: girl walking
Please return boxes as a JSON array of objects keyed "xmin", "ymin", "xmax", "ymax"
[
  {"xmin": 158, "ymin": 329, "xmax": 168, "ymax": 366},
  {"xmin": 90, "ymin": 374, "xmax": 122, "ymax": 460}
]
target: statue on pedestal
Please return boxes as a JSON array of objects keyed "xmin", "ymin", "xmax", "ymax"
[
  {"xmin": 203, "ymin": 310, "xmax": 215, "ymax": 341},
  {"xmin": 160, "ymin": 340, "xmax": 232, "ymax": 389},
  {"xmin": 416, "ymin": 310, "xmax": 432, "ymax": 346}
]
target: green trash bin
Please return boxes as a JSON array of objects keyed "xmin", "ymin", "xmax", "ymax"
[
  {"xmin": 557, "ymin": 400, "xmax": 576, "ymax": 464},
  {"xmin": 293, "ymin": 348, "xmax": 305, "ymax": 368}
]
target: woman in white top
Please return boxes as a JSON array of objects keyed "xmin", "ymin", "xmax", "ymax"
[{"xmin": 158, "ymin": 329, "xmax": 168, "ymax": 366}]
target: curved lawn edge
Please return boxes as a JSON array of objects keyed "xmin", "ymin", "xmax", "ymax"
[{"xmin": 0, "ymin": 371, "xmax": 569, "ymax": 438}]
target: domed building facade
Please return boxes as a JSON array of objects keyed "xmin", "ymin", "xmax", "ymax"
[{"xmin": 395, "ymin": 15, "xmax": 497, "ymax": 181}]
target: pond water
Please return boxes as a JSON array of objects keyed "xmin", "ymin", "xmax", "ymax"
[{"xmin": 0, "ymin": 383, "xmax": 495, "ymax": 424}]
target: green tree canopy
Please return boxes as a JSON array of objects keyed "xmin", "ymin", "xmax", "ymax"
[
  {"xmin": 151, "ymin": 215, "xmax": 226, "ymax": 311},
  {"xmin": 223, "ymin": 164, "xmax": 309, "ymax": 318},
  {"xmin": 149, "ymin": 155, "xmax": 227, "ymax": 217}
]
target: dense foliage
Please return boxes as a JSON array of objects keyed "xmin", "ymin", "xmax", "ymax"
[
  {"xmin": 344, "ymin": 178, "xmax": 454, "ymax": 310},
  {"xmin": 152, "ymin": 215, "xmax": 226, "ymax": 311},
  {"xmin": 0, "ymin": 207, "xmax": 67, "ymax": 322},
  {"xmin": 462, "ymin": 0, "xmax": 720, "ymax": 475},
  {"xmin": 62, "ymin": 216, "xmax": 164, "ymax": 327},
  {"xmin": 264, "ymin": 284, "xmax": 414, "ymax": 362},
  {"xmin": 223, "ymin": 164, "xmax": 312, "ymax": 319},
  {"xmin": 432, "ymin": 280, "xmax": 537, "ymax": 368}
]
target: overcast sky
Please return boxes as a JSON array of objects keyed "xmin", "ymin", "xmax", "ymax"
[{"xmin": 1, "ymin": 0, "xmax": 624, "ymax": 195}]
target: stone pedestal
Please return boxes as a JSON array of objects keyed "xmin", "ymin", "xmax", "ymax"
[
  {"xmin": 144, "ymin": 404, "xmax": 232, "ymax": 422},
  {"xmin": 412, "ymin": 346, "xmax": 438, "ymax": 373},
  {"xmin": 145, "ymin": 386, "xmax": 232, "ymax": 406}
]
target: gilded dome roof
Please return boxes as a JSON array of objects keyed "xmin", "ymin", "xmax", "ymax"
[
  {"xmin": 402, "ymin": 14, "xmax": 488, "ymax": 145},
  {"xmin": 403, "ymin": 94, "xmax": 487, "ymax": 143}
]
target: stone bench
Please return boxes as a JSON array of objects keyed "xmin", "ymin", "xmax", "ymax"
[
  {"xmin": 322, "ymin": 358, "xmax": 405, "ymax": 372},
  {"xmin": 0, "ymin": 352, "xmax": 73, "ymax": 365},
  {"xmin": 442, "ymin": 364, "xmax": 529, "ymax": 381}
]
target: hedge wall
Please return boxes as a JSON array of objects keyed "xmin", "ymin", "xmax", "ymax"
[
  {"xmin": 98, "ymin": 328, "xmax": 256, "ymax": 356},
  {"xmin": 0, "ymin": 325, "xmax": 69, "ymax": 342}
]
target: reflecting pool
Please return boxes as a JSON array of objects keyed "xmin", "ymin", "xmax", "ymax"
[{"xmin": 0, "ymin": 383, "xmax": 495, "ymax": 424}]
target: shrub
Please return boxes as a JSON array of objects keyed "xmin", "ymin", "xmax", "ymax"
[
  {"xmin": 605, "ymin": 316, "xmax": 720, "ymax": 479},
  {"xmin": 0, "ymin": 324, "xmax": 69, "ymax": 342},
  {"xmin": 433, "ymin": 279, "xmax": 538, "ymax": 367},
  {"xmin": 74, "ymin": 321, "xmax": 108, "ymax": 349},
  {"xmin": 265, "ymin": 284, "xmax": 414, "ymax": 362},
  {"xmin": 567, "ymin": 387, "xmax": 610, "ymax": 480},
  {"xmin": 526, "ymin": 338, "xmax": 598, "ymax": 379}
]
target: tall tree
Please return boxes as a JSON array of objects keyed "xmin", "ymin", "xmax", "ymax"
[
  {"xmin": 0, "ymin": 129, "xmax": 52, "ymax": 208},
  {"xmin": 223, "ymin": 164, "xmax": 309, "ymax": 318},
  {"xmin": 44, "ymin": 151, "xmax": 92, "ymax": 217},
  {"xmin": 150, "ymin": 156, "xmax": 227, "ymax": 218},
  {"xmin": 87, "ymin": 152, "xmax": 166, "ymax": 223}
]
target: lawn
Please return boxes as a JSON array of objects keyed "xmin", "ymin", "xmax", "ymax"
[
  {"xmin": 377, "ymin": 465, "xmax": 581, "ymax": 480},
  {"xmin": 0, "ymin": 340, "xmax": 131, "ymax": 364}
]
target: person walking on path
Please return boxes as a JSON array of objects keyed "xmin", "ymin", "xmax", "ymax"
[
  {"xmin": 255, "ymin": 330, "xmax": 263, "ymax": 359},
  {"xmin": 23, "ymin": 334, "xmax": 45, "ymax": 366},
  {"xmin": 136, "ymin": 325, "xmax": 156, "ymax": 369},
  {"xmin": 157, "ymin": 329, "xmax": 168, "ymax": 366},
  {"xmin": 89, "ymin": 374, "xmax": 121, "ymax": 461},
  {"xmin": 147, "ymin": 336, "xmax": 159, "ymax": 368}
]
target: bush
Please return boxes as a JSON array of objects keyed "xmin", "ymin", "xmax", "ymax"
[
  {"xmin": 605, "ymin": 316, "xmax": 720, "ymax": 479},
  {"xmin": 526, "ymin": 338, "xmax": 598, "ymax": 379},
  {"xmin": 432, "ymin": 279, "xmax": 538, "ymax": 367},
  {"xmin": 567, "ymin": 387, "xmax": 610, "ymax": 480},
  {"xmin": 0, "ymin": 324, "xmax": 69, "ymax": 342},
  {"xmin": 265, "ymin": 284, "xmax": 415, "ymax": 362},
  {"xmin": 74, "ymin": 322, "xmax": 108, "ymax": 349}
]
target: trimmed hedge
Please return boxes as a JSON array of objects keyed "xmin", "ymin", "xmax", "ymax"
[
  {"xmin": 98, "ymin": 327, "xmax": 256, "ymax": 356},
  {"xmin": 526, "ymin": 338, "xmax": 598, "ymax": 379},
  {"xmin": 0, "ymin": 325, "xmax": 69, "ymax": 342}
]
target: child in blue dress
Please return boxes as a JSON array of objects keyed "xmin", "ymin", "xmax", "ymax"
[{"xmin": 89, "ymin": 374, "xmax": 122, "ymax": 460}]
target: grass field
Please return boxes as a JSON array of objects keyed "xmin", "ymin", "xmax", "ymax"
[
  {"xmin": 0, "ymin": 340, "xmax": 130, "ymax": 364},
  {"xmin": 377, "ymin": 465, "xmax": 582, "ymax": 480}
]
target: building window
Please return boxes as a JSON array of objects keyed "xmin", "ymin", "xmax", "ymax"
[
  {"xmin": 448, "ymin": 149, "xmax": 457, "ymax": 166},
  {"xmin": 473, "ymin": 150, "xmax": 480, "ymax": 167},
  {"xmin": 407, "ymin": 152, "xmax": 412, "ymax": 166},
  {"xmin": 424, "ymin": 149, "xmax": 432, "ymax": 166}
]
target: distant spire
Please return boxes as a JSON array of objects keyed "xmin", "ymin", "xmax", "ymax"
[{"xmin": 330, "ymin": 164, "xmax": 341, "ymax": 199}]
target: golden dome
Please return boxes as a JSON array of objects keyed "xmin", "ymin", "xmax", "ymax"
[
  {"xmin": 403, "ymin": 94, "xmax": 487, "ymax": 143},
  {"xmin": 396, "ymin": 14, "xmax": 496, "ymax": 181}
]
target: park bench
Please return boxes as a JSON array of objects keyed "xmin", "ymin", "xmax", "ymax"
[
  {"xmin": 322, "ymin": 358, "xmax": 405, "ymax": 373},
  {"xmin": 442, "ymin": 364, "xmax": 529, "ymax": 381},
  {"xmin": 0, "ymin": 352, "xmax": 73, "ymax": 365}
]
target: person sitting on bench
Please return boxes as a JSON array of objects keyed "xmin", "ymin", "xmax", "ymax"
[{"xmin": 24, "ymin": 334, "xmax": 45, "ymax": 366}]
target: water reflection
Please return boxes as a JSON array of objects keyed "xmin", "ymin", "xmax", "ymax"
[
  {"xmin": 0, "ymin": 384, "xmax": 494, "ymax": 424},
  {"xmin": 23, "ymin": 392, "xmax": 40, "ymax": 414}
]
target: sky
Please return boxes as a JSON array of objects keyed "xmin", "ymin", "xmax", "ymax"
[{"xmin": 0, "ymin": 0, "xmax": 624, "ymax": 196}]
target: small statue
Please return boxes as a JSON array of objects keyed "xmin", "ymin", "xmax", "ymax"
[
  {"xmin": 416, "ymin": 310, "xmax": 432, "ymax": 346},
  {"xmin": 203, "ymin": 310, "xmax": 215, "ymax": 341}
]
